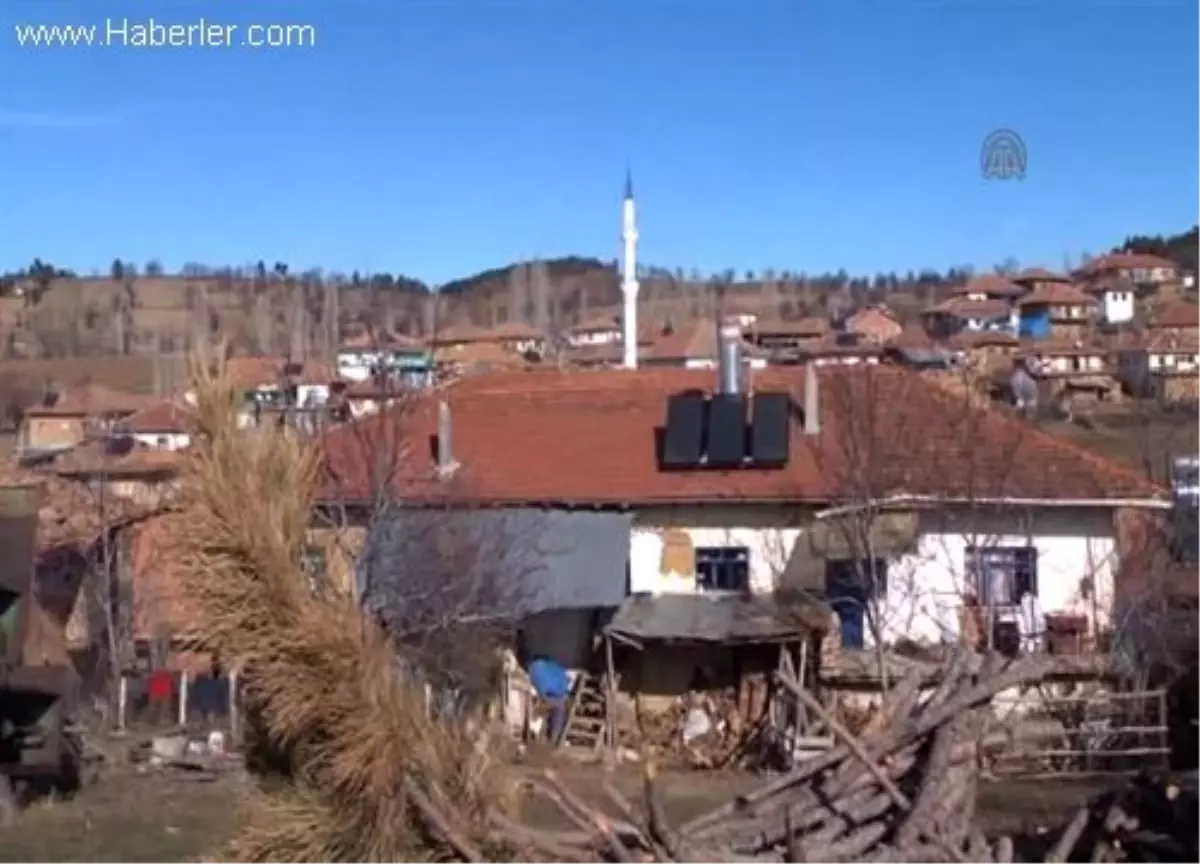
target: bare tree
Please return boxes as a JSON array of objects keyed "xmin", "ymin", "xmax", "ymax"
[
  {"xmin": 530, "ymin": 258, "xmax": 551, "ymax": 333},
  {"xmin": 508, "ymin": 262, "xmax": 532, "ymax": 325},
  {"xmin": 804, "ymin": 364, "xmax": 1046, "ymax": 689},
  {"xmin": 316, "ymin": 375, "xmax": 540, "ymax": 710}
]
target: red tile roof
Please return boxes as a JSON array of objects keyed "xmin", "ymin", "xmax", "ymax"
[
  {"xmin": 317, "ymin": 366, "xmax": 1163, "ymax": 507},
  {"xmin": 434, "ymin": 322, "xmax": 545, "ymax": 345},
  {"xmin": 222, "ymin": 356, "xmax": 342, "ymax": 389},
  {"xmin": 643, "ymin": 320, "xmax": 764, "ymax": 363},
  {"xmin": 1017, "ymin": 282, "xmax": 1097, "ymax": 307},
  {"xmin": 24, "ymin": 383, "xmax": 151, "ymax": 418},
  {"xmin": 1017, "ymin": 337, "xmax": 1107, "ymax": 358},
  {"xmin": 752, "ymin": 316, "xmax": 830, "ymax": 338},
  {"xmin": 1147, "ymin": 301, "xmax": 1198, "ymax": 331},
  {"xmin": 1012, "ymin": 268, "xmax": 1071, "ymax": 284},
  {"xmin": 844, "ymin": 307, "xmax": 902, "ymax": 343},
  {"xmin": 339, "ymin": 329, "xmax": 425, "ymax": 351},
  {"xmin": 120, "ymin": 399, "xmax": 194, "ymax": 434},
  {"xmin": 1078, "ymin": 253, "xmax": 1180, "ymax": 275},
  {"xmin": 946, "ymin": 331, "xmax": 1020, "ymax": 350},
  {"xmin": 567, "ymin": 311, "xmax": 623, "ymax": 334},
  {"xmin": 953, "ymin": 274, "xmax": 1027, "ymax": 297},
  {"xmin": 927, "ymin": 296, "xmax": 1013, "ymax": 319}
]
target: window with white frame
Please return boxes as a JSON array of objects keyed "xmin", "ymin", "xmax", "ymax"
[
  {"xmin": 694, "ymin": 546, "xmax": 750, "ymax": 592},
  {"xmin": 964, "ymin": 546, "xmax": 1038, "ymax": 606}
]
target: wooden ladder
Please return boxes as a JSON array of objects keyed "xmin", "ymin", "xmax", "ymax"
[{"xmin": 557, "ymin": 671, "xmax": 607, "ymax": 752}]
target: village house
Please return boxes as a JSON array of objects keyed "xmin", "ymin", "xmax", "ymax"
[
  {"xmin": 183, "ymin": 355, "xmax": 346, "ymax": 433},
  {"xmin": 1145, "ymin": 300, "xmax": 1199, "ymax": 338},
  {"xmin": 746, "ymin": 316, "xmax": 830, "ymax": 354},
  {"xmin": 946, "ymin": 330, "xmax": 1021, "ymax": 380},
  {"xmin": 116, "ymin": 399, "xmax": 195, "ymax": 451},
  {"xmin": 955, "ymin": 277, "xmax": 1022, "ymax": 307},
  {"xmin": 313, "ymin": 342, "xmax": 1169, "ymax": 691},
  {"xmin": 18, "ymin": 383, "xmax": 151, "ymax": 458},
  {"xmin": 922, "ymin": 296, "xmax": 1015, "ymax": 339},
  {"xmin": 1016, "ymin": 338, "xmax": 1122, "ymax": 411},
  {"xmin": 334, "ymin": 329, "xmax": 433, "ymax": 387},
  {"xmin": 637, "ymin": 319, "xmax": 769, "ymax": 371},
  {"xmin": 842, "ymin": 306, "xmax": 902, "ymax": 344},
  {"xmin": 1081, "ymin": 275, "xmax": 1138, "ymax": 326},
  {"xmin": 1017, "ymin": 282, "xmax": 1098, "ymax": 341},
  {"xmin": 1115, "ymin": 329, "xmax": 1200, "ymax": 405},
  {"xmin": 1076, "ymin": 253, "xmax": 1182, "ymax": 289},
  {"xmin": 564, "ymin": 312, "xmax": 623, "ymax": 347},
  {"xmin": 431, "ymin": 322, "xmax": 547, "ymax": 358},
  {"xmin": 788, "ymin": 331, "xmax": 883, "ymax": 367}
]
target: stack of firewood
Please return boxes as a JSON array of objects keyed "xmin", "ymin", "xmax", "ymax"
[
  {"xmin": 502, "ymin": 651, "xmax": 1062, "ymax": 862},
  {"xmin": 1035, "ymin": 771, "xmax": 1198, "ymax": 863}
]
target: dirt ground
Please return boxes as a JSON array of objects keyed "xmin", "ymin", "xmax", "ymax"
[{"xmin": 0, "ymin": 758, "xmax": 1109, "ymax": 862}]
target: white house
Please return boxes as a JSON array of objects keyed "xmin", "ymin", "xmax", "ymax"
[
  {"xmin": 336, "ymin": 331, "xmax": 432, "ymax": 386},
  {"xmin": 1083, "ymin": 277, "xmax": 1137, "ymax": 325},
  {"xmin": 117, "ymin": 399, "xmax": 194, "ymax": 451},
  {"xmin": 317, "ymin": 360, "xmax": 1169, "ymax": 670}
]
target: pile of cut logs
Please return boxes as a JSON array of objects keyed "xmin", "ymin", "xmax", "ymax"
[
  {"xmin": 1036, "ymin": 771, "xmax": 1197, "ymax": 863},
  {"xmin": 482, "ymin": 651, "xmax": 1193, "ymax": 863}
]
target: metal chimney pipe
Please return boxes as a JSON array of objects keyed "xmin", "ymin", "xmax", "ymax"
[
  {"xmin": 436, "ymin": 400, "xmax": 458, "ymax": 476},
  {"xmin": 803, "ymin": 363, "xmax": 821, "ymax": 435},
  {"xmin": 717, "ymin": 319, "xmax": 742, "ymax": 395}
]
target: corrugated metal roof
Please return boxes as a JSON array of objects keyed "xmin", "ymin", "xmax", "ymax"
[
  {"xmin": 356, "ymin": 507, "xmax": 632, "ymax": 622},
  {"xmin": 606, "ymin": 592, "xmax": 828, "ymax": 644}
]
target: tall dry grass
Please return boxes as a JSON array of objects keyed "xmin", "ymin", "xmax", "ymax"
[{"xmin": 170, "ymin": 354, "xmax": 514, "ymax": 861}]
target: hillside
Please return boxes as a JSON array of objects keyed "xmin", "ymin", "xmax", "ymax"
[{"xmin": 0, "ymin": 225, "xmax": 1194, "ymax": 360}]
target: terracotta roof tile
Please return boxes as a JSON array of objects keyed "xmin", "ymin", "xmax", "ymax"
[
  {"xmin": 222, "ymin": 356, "xmax": 343, "ymax": 389},
  {"xmin": 946, "ymin": 331, "xmax": 1020, "ymax": 350},
  {"xmin": 1079, "ymin": 253, "xmax": 1180, "ymax": 275},
  {"xmin": 954, "ymin": 274, "xmax": 1028, "ymax": 296},
  {"xmin": 1147, "ymin": 301, "xmax": 1198, "ymax": 331},
  {"xmin": 643, "ymin": 320, "xmax": 765, "ymax": 363},
  {"xmin": 340, "ymin": 329, "xmax": 426, "ymax": 351},
  {"xmin": 317, "ymin": 366, "xmax": 1163, "ymax": 507},
  {"xmin": 119, "ymin": 399, "xmax": 195, "ymax": 434},
  {"xmin": 1012, "ymin": 268, "xmax": 1071, "ymax": 284},
  {"xmin": 1017, "ymin": 282, "xmax": 1097, "ymax": 307},
  {"xmin": 927, "ymin": 296, "xmax": 1013, "ymax": 319},
  {"xmin": 434, "ymin": 322, "xmax": 545, "ymax": 345},
  {"xmin": 567, "ymin": 311, "xmax": 623, "ymax": 334},
  {"xmin": 752, "ymin": 316, "xmax": 830, "ymax": 338},
  {"xmin": 888, "ymin": 326, "xmax": 938, "ymax": 351},
  {"xmin": 844, "ymin": 307, "xmax": 902, "ymax": 342},
  {"xmin": 1017, "ymin": 337, "xmax": 1108, "ymax": 358},
  {"xmin": 24, "ymin": 383, "xmax": 151, "ymax": 418}
]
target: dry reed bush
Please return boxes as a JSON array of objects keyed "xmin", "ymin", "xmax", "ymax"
[{"xmin": 170, "ymin": 351, "xmax": 517, "ymax": 862}]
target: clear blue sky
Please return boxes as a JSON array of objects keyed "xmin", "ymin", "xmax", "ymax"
[{"xmin": 1, "ymin": 0, "xmax": 1196, "ymax": 285}]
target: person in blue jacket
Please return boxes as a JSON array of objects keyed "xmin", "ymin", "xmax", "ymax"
[{"xmin": 527, "ymin": 656, "xmax": 570, "ymax": 743}]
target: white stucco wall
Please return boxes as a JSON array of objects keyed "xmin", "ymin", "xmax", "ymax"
[
  {"xmin": 131, "ymin": 431, "xmax": 191, "ymax": 451},
  {"xmin": 629, "ymin": 506, "xmax": 804, "ymax": 595},
  {"xmin": 1102, "ymin": 290, "xmax": 1135, "ymax": 325},
  {"xmin": 627, "ymin": 504, "xmax": 1121, "ymax": 648},
  {"xmin": 877, "ymin": 508, "xmax": 1117, "ymax": 645}
]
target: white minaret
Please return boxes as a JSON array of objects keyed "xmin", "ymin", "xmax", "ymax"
[{"xmin": 621, "ymin": 168, "xmax": 640, "ymax": 369}]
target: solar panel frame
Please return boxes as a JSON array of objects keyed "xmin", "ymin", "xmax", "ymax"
[
  {"xmin": 662, "ymin": 391, "xmax": 707, "ymax": 468},
  {"xmin": 705, "ymin": 394, "xmax": 748, "ymax": 467},
  {"xmin": 750, "ymin": 391, "xmax": 791, "ymax": 468}
]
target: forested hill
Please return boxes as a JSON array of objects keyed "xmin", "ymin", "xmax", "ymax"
[{"xmin": 1115, "ymin": 225, "xmax": 1198, "ymax": 274}]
